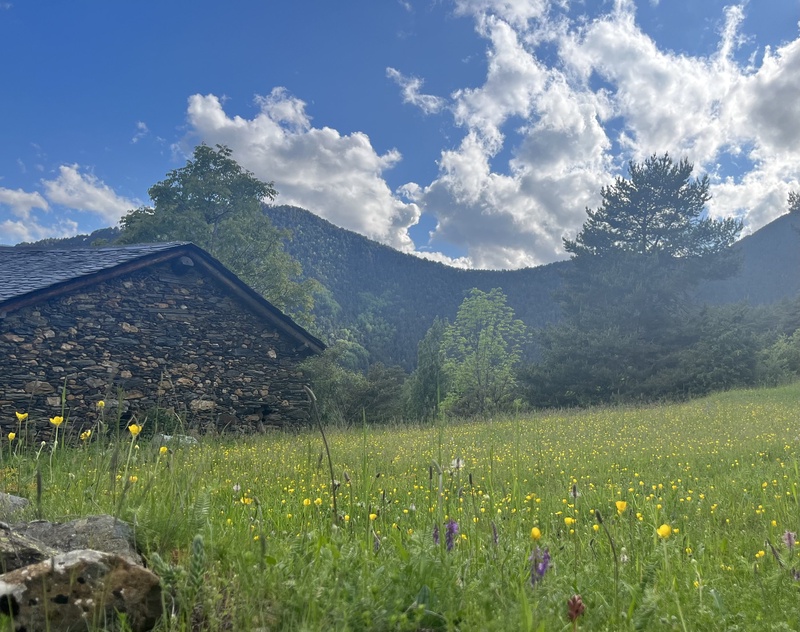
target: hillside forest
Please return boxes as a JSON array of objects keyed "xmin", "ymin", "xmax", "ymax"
[{"xmin": 24, "ymin": 145, "xmax": 800, "ymax": 423}]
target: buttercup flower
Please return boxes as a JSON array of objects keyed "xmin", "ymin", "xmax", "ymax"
[
  {"xmin": 15, "ymin": 412, "xmax": 27, "ymax": 422},
  {"xmin": 128, "ymin": 423, "xmax": 141, "ymax": 436},
  {"xmin": 159, "ymin": 446, "xmax": 168, "ymax": 455},
  {"xmin": 657, "ymin": 524, "xmax": 672, "ymax": 539},
  {"xmin": 96, "ymin": 400, "xmax": 105, "ymax": 409},
  {"xmin": 564, "ymin": 517, "xmax": 576, "ymax": 527},
  {"xmin": 616, "ymin": 500, "xmax": 628, "ymax": 515},
  {"xmin": 7, "ymin": 432, "xmax": 15, "ymax": 441},
  {"xmin": 530, "ymin": 527, "xmax": 541, "ymax": 540},
  {"xmin": 80, "ymin": 430, "xmax": 91, "ymax": 441},
  {"xmin": 50, "ymin": 416, "xmax": 64, "ymax": 427}
]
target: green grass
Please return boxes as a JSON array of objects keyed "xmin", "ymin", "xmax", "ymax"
[{"xmin": 4, "ymin": 382, "xmax": 800, "ymax": 630}]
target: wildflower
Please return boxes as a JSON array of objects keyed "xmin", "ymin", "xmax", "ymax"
[
  {"xmin": 564, "ymin": 517, "xmax": 575, "ymax": 527},
  {"xmin": 7, "ymin": 432, "xmax": 15, "ymax": 441},
  {"xmin": 314, "ymin": 497, "xmax": 323, "ymax": 506},
  {"xmin": 50, "ymin": 416, "xmax": 64, "ymax": 427},
  {"xmin": 433, "ymin": 524, "xmax": 440, "ymax": 546},
  {"xmin": 241, "ymin": 497, "xmax": 253, "ymax": 505},
  {"xmin": 96, "ymin": 400, "xmax": 105, "ymax": 409},
  {"xmin": 232, "ymin": 483, "xmax": 241, "ymax": 493},
  {"xmin": 80, "ymin": 430, "xmax": 91, "ymax": 441},
  {"xmin": 450, "ymin": 457, "xmax": 465, "ymax": 471},
  {"xmin": 783, "ymin": 531, "xmax": 797, "ymax": 550},
  {"xmin": 755, "ymin": 550, "xmax": 765, "ymax": 559},
  {"xmin": 530, "ymin": 527, "xmax": 541, "ymax": 541},
  {"xmin": 159, "ymin": 446, "xmax": 168, "ymax": 455},
  {"xmin": 657, "ymin": 524, "xmax": 672, "ymax": 539},
  {"xmin": 445, "ymin": 519, "xmax": 459, "ymax": 551},
  {"xmin": 620, "ymin": 547, "xmax": 629, "ymax": 564},
  {"xmin": 128, "ymin": 423, "xmax": 141, "ymax": 436},
  {"xmin": 570, "ymin": 484, "xmax": 581, "ymax": 499},
  {"xmin": 344, "ymin": 514, "xmax": 350, "ymax": 522},
  {"xmin": 15, "ymin": 412, "xmax": 27, "ymax": 422},
  {"xmin": 369, "ymin": 513, "xmax": 378, "ymax": 521},
  {"xmin": 303, "ymin": 498, "xmax": 311, "ymax": 507},
  {"xmin": 567, "ymin": 594, "xmax": 585, "ymax": 622},
  {"xmin": 616, "ymin": 500, "xmax": 627, "ymax": 515},
  {"xmin": 128, "ymin": 475, "xmax": 138, "ymax": 483},
  {"xmin": 529, "ymin": 546, "xmax": 551, "ymax": 586}
]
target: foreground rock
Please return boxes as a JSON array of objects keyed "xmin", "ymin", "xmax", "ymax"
[
  {"xmin": 12, "ymin": 515, "xmax": 142, "ymax": 565},
  {"xmin": 0, "ymin": 494, "xmax": 29, "ymax": 521},
  {"xmin": 0, "ymin": 524, "xmax": 60, "ymax": 573},
  {"xmin": 0, "ymin": 549, "xmax": 162, "ymax": 631}
]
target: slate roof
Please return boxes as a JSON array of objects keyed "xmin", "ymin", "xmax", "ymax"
[
  {"xmin": 0, "ymin": 242, "xmax": 325, "ymax": 353},
  {"xmin": 0, "ymin": 243, "xmax": 184, "ymax": 303}
]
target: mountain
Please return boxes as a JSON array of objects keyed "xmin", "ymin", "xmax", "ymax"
[
  {"xmin": 699, "ymin": 211, "xmax": 800, "ymax": 305},
  {"xmin": 16, "ymin": 207, "xmax": 800, "ymax": 370},
  {"xmin": 263, "ymin": 205, "xmax": 565, "ymax": 368}
]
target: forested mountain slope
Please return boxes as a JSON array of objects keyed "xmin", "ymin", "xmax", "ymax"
[{"xmin": 16, "ymin": 206, "xmax": 800, "ymax": 370}]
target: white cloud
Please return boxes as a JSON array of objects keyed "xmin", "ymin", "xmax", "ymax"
[
  {"xmin": 386, "ymin": 68, "xmax": 447, "ymax": 114},
  {"xmin": 42, "ymin": 165, "xmax": 139, "ymax": 223},
  {"xmin": 394, "ymin": 0, "xmax": 800, "ymax": 267},
  {"xmin": 0, "ymin": 187, "xmax": 49, "ymax": 219},
  {"xmin": 181, "ymin": 90, "xmax": 421, "ymax": 251},
  {"xmin": 0, "ymin": 217, "xmax": 78, "ymax": 245},
  {"xmin": 131, "ymin": 121, "xmax": 149, "ymax": 144}
]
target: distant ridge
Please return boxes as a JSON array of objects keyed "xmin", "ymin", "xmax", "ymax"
[{"xmin": 14, "ymin": 206, "xmax": 800, "ymax": 368}]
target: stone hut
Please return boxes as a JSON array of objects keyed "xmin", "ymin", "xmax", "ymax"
[{"xmin": 0, "ymin": 243, "xmax": 326, "ymax": 438}]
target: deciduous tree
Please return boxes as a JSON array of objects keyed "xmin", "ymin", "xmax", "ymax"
[{"xmin": 119, "ymin": 144, "xmax": 320, "ymax": 325}]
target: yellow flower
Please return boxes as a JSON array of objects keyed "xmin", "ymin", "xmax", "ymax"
[
  {"xmin": 369, "ymin": 513, "xmax": 378, "ymax": 521},
  {"xmin": 15, "ymin": 412, "xmax": 28, "ymax": 422},
  {"xmin": 80, "ymin": 430, "xmax": 91, "ymax": 441},
  {"xmin": 303, "ymin": 498, "xmax": 311, "ymax": 507},
  {"xmin": 344, "ymin": 514, "xmax": 350, "ymax": 522},
  {"xmin": 657, "ymin": 524, "xmax": 672, "ymax": 539},
  {"xmin": 128, "ymin": 424, "xmax": 141, "ymax": 436},
  {"xmin": 128, "ymin": 475, "xmax": 138, "ymax": 483},
  {"xmin": 241, "ymin": 497, "xmax": 253, "ymax": 505},
  {"xmin": 7, "ymin": 432, "xmax": 15, "ymax": 441},
  {"xmin": 755, "ymin": 550, "xmax": 765, "ymax": 559},
  {"xmin": 616, "ymin": 500, "xmax": 628, "ymax": 515},
  {"xmin": 593, "ymin": 524, "xmax": 600, "ymax": 532},
  {"xmin": 159, "ymin": 446, "xmax": 168, "ymax": 455},
  {"xmin": 314, "ymin": 497, "xmax": 323, "ymax": 506},
  {"xmin": 530, "ymin": 527, "xmax": 541, "ymax": 540},
  {"xmin": 96, "ymin": 400, "xmax": 105, "ymax": 409},
  {"xmin": 564, "ymin": 517, "xmax": 576, "ymax": 526},
  {"xmin": 50, "ymin": 416, "xmax": 64, "ymax": 427}
]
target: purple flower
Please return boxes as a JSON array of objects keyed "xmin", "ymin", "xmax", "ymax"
[
  {"xmin": 529, "ymin": 547, "xmax": 550, "ymax": 586},
  {"xmin": 783, "ymin": 530, "xmax": 797, "ymax": 551},
  {"xmin": 433, "ymin": 524, "xmax": 440, "ymax": 546},
  {"xmin": 445, "ymin": 519, "xmax": 459, "ymax": 552}
]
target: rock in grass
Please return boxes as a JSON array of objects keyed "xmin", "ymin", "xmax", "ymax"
[
  {"xmin": 12, "ymin": 515, "xmax": 142, "ymax": 565},
  {"xmin": 0, "ymin": 524, "xmax": 60, "ymax": 573},
  {"xmin": 0, "ymin": 494, "xmax": 29, "ymax": 521},
  {"xmin": 0, "ymin": 549, "xmax": 162, "ymax": 632}
]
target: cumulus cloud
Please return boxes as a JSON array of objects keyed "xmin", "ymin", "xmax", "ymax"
[
  {"xmin": 180, "ymin": 89, "xmax": 421, "ymax": 251},
  {"xmin": 399, "ymin": 0, "xmax": 800, "ymax": 267},
  {"xmin": 42, "ymin": 165, "xmax": 139, "ymax": 223},
  {"xmin": 0, "ymin": 217, "xmax": 78, "ymax": 245},
  {"xmin": 0, "ymin": 187, "xmax": 49, "ymax": 219},
  {"xmin": 386, "ymin": 68, "xmax": 447, "ymax": 114}
]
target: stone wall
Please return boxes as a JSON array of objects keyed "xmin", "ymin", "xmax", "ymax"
[{"xmin": 0, "ymin": 261, "xmax": 316, "ymax": 440}]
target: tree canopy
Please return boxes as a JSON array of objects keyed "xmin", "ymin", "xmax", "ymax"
[{"xmin": 119, "ymin": 144, "xmax": 320, "ymax": 325}]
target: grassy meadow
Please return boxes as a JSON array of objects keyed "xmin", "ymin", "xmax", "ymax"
[{"xmin": 4, "ymin": 382, "xmax": 800, "ymax": 631}]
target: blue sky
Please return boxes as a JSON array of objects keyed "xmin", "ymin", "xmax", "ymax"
[{"xmin": 1, "ymin": 1, "xmax": 799, "ymax": 268}]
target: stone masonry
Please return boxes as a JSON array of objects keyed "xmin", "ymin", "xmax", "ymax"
[{"xmin": 0, "ymin": 260, "xmax": 316, "ymax": 440}]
